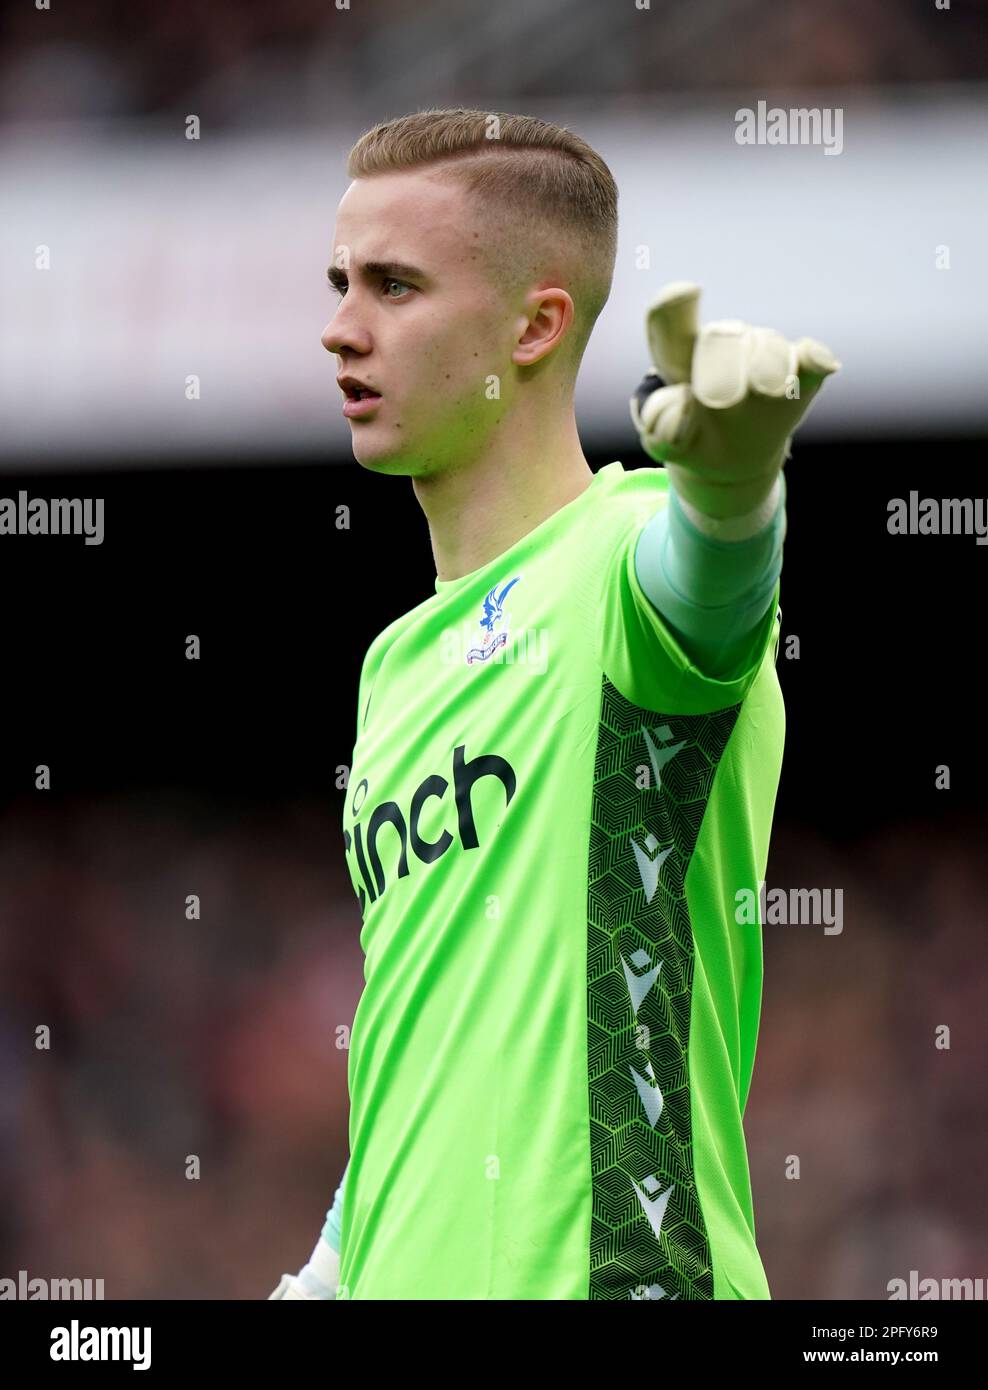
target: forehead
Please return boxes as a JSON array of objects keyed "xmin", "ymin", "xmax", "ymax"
[{"xmin": 333, "ymin": 169, "xmax": 480, "ymax": 270}]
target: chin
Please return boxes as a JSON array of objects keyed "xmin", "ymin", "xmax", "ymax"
[{"xmin": 350, "ymin": 439, "xmax": 415, "ymax": 477}]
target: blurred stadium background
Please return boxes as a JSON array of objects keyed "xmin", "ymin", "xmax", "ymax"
[{"xmin": 1, "ymin": 0, "xmax": 987, "ymax": 1299}]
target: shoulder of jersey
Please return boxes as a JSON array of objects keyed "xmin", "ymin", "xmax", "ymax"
[
  {"xmin": 591, "ymin": 463, "xmax": 671, "ymax": 535},
  {"xmin": 358, "ymin": 597, "xmax": 432, "ymax": 682},
  {"xmin": 607, "ymin": 462, "xmax": 671, "ymax": 500},
  {"xmin": 374, "ymin": 590, "xmax": 438, "ymax": 643}
]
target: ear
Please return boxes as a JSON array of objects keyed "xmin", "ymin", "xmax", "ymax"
[{"xmin": 511, "ymin": 286, "xmax": 575, "ymax": 367}]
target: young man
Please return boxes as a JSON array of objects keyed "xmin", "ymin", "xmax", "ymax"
[{"xmin": 269, "ymin": 108, "xmax": 838, "ymax": 1301}]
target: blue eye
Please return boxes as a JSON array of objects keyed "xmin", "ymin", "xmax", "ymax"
[{"xmin": 328, "ymin": 277, "xmax": 412, "ymax": 300}]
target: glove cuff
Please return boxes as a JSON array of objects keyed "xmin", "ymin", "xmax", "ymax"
[
  {"xmin": 675, "ymin": 472, "xmax": 784, "ymax": 541},
  {"xmin": 298, "ymin": 1236, "xmax": 340, "ymax": 1299}
]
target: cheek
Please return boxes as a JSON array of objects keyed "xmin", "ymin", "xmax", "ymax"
[
  {"xmin": 401, "ymin": 305, "xmax": 506, "ymax": 413},
  {"xmin": 417, "ymin": 340, "xmax": 489, "ymax": 409}
]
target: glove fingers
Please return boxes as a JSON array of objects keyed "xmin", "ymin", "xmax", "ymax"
[
  {"xmin": 636, "ymin": 381, "xmax": 692, "ymax": 448},
  {"xmin": 794, "ymin": 335, "xmax": 841, "ymax": 381},
  {"xmin": 690, "ymin": 319, "xmax": 750, "ymax": 408},
  {"xmin": 645, "ymin": 281, "xmax": 701, "ymax": 385},
  {"xmin": 747, "ymin": 327, "xmax": 799, "ymax": 398},
  {"xmin": 632, "ymin": 296, "xmax": 839, "ymax": 478},
  {"xmin": 692, "ymin": 323, "xmax": 796, "ymax": 406}
]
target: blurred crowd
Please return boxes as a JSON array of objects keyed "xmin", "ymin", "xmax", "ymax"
[
  {"xmin": 1, "ymin": 0, "xmax": 986, "ymax": 130},
  {"xmin": 0, "ymin": 795, "xmax": 359, "ymax": 1300},
  {"xmin": 1, "ymin": 794, "xmax": 985, "ymax": 1299}
]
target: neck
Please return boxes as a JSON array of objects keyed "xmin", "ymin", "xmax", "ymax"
[{"xmin": 413, "ymin": 406, "xmax": 594, "ymax": 583}]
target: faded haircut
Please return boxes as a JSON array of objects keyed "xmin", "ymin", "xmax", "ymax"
[{"xmin": 347, "ymin": 107, "xmax": 619, "ymax": 371}]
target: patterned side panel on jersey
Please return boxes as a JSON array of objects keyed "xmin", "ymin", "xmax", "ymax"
[{"xmin": 587, "ymin": 676, "xmax": 742, "ymax": 1300}]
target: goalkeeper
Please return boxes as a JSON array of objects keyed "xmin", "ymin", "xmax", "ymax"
[{"xmin": 270, "ymin": 108, "xmax": 837, "ymax": 1301}]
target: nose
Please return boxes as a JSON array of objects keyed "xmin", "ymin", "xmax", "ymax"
[{"xmin": 321, "ymin": 298, "xmax": 370, "ymax": 357}]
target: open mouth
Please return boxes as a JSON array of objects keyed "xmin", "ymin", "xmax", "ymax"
[
  {"xmin": 340, "ymin": 376, "xmax": 382, "ymax": 401},
  {"xmin": 342, "ymin": 384, "xmax": 383, "ymax": 417}
]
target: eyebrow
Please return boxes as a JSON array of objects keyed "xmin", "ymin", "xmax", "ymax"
[{"xmin": 326, "ymin": 259, "xmax": 429, "ymax": 290}]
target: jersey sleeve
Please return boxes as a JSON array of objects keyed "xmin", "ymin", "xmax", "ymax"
[{"xmin": 594, "ymin": 502, "xmax": 782, "ymax": 716}]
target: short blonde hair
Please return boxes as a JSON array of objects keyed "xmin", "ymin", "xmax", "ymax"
[{"xmin": 347, "ymin": 107, "xmax": 618, "ymax": 368}]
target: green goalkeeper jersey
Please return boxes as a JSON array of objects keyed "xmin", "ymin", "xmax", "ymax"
[{"xmin": 338, "ymin": 461, "xmax": 783, "ymax": 1300}]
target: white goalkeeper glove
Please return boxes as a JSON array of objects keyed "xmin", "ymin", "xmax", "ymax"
[
  {"xmin": 268, "ymin": 1234, "xmax": 340, "ymax": 1300},
  {"xmin": 630, "ymin": 281, "xmax": 840, "ymax": 520}
]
